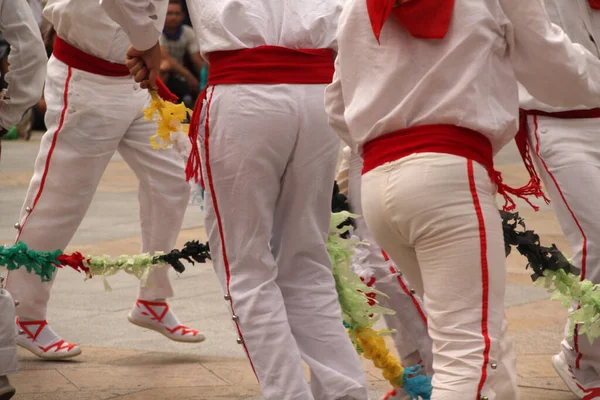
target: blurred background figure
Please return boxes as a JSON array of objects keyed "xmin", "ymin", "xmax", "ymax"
[{"xmin": 159, "ymin": 0, "xmax": 204, "ymax": 108}]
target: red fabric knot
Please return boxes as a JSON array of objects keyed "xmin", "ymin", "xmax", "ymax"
[
  {"xmin": 57, "ymin": 252, "xmax": 90, "ymax": 275},
  {"xmin": 155, "ymin": 78, "xmax": 179, "ymax": 103},
  {"xmin": 590, "ymin": 0, "xmax": 600, "ymax": 10},
  {"xmin": 366, "ymin": 0, "xmax": 455, "ymax": 42}
]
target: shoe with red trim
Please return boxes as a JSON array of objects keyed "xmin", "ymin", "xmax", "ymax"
[
  {"xmin": 552, "ymin": 353, "xmax": 584, "ymax": 399},
  {"xmin": 0, "ymin": 376, "xmax": 15, "ymax": 400},
  {"xmin": 381, "ymin": 388, "xmax": 410, "ymax": 400},
  {"xmin": 128, "ymin": 300, "xmax": 205, "ymax": 343},
  {"xmin": 16, "ymin": 318, "xmax": 81, "ymax": 360}
]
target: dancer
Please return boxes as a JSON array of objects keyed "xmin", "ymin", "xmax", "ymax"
[
  {"xmin": 325, "ymin": 0, "xmax": 600, "ymax": 399},
  {"xmin": 6, "ymin": 0, "xmax": 204, "ymax": 361},
  {"xmin": 519, "ymin": 1, "xmax": 600, "ymax": 398},
  {"xmin": 103, "ymin": 0, "xmax": 370, "ymax": 399},
  {"xmin": 0, "ymin": 1, "xmax": 45, "ymax": 397},
  {"xmin": 0, "ymin": 0, "xmax": 46, "ymax": 146},
  {"xmin": 337, "ymin": 145, "xmax": 433, "ymax": 400}
]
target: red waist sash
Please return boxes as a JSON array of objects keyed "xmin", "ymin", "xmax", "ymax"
[
  {"xmin": 53, "ymin": 36, "xmax": 177, "ymax": 102},
  {"xmin": 186, "ymin": 45, "xmax": 335, "ymax": 183},
  {"xmin": 362, "ymin": 124, "xmax": 549, "ymax": 211}
]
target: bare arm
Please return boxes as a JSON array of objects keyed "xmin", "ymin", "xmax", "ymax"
[
  {"xmin": 502, "ymin": 0, "xmax": 600, "ymax": 108},
  {"xmin": 0, "ymin": 0, "xmax": 47, "ymax": 130},
  {"xmin": 162, "ymin": 48, "xmax": 199, "ymax": 91},
  {"xmin": 190, "ymin": 52, "xmax": 205, "ymax": 74}
]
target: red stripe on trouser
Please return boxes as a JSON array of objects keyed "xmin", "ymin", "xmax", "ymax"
[
  {"xmin": 531, "ymin": 115, "xmax": 587, "ymax": 368},
  {"xmin": 381, "ymin": 250, "xmax": 428, "ymax": 326},
  {"xmin": 467, "ymin": 160, "xmax": 491, "ymax": 399},
  {"xmin": 201, "ymin": 86, "xmax": 259, "ymax": 380},
  {"xmin": 14, "ymin": 66, "xmax": 73, "ymax": 244}
]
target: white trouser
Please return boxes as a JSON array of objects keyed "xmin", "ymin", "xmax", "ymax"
[
  {"xmin": 528, "ymin": 114, "xmax": 600, "ymax": 385},
  {"xmin": 338, "ymin": 147, "xmax": 434, "ymax": 374},
  {"xmin": 0, "ymin": 288, "xmax": 17, "ymax": 375},
  {"xmin": 362, "ymin": 153, "xmax": 519, "ymax": 400},
  {"xmin": 6, "ymin": 57, "xmax": 190, "ymax": 320},
  {"xmin": 199, "ymin": 84, "xmax": 369, "ymax": 400}
]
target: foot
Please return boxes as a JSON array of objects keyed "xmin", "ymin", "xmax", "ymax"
[
  {"xmin": 128, "ymin": 299, "xmax": 205, "ymax": 343},
  {"xmin": 16, "ymin": 318, "xmax": 82, "ymax": 360},
  {"xmin": 382, "ymin": 388, "xmax": 410, "ymax": 400},
  {"xmin": 552, "ymin": 353, "xmax": 584, "ymax": 399},
  {"xmin": 0, "ymin": 376, "xmax": 15, "ymax": 400}
]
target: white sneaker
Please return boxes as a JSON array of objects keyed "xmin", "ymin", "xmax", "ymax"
[
  {"xmin": 0, "ymin": 376, "xmax": 15, "ymax": 400},
  {"xmin": 128, "ymin": 300, "xmax": 205, "ymax": 343},
  {"xmin": 16, "ymin": 319, "xmax": 81, "ymax": 360},
  {"xmin": 552, "ymin": 353, "xmax": 584, "ymax": 399}
]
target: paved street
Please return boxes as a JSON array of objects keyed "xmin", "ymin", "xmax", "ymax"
[{"xmin": 0, "ymin": 134, "xmax": 581, "ymax": 399}]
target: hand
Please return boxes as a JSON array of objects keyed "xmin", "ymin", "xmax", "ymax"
[{"xmin": 125, "ymin": 42, "xmax": 162, "ymax": 90}]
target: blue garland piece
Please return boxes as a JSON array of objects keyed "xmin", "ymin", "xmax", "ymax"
[{"xmin": 403, "ymin": 364, "xmax": 433, "ymax": 400}]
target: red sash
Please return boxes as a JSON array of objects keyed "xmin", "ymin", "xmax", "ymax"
[
  {"xmin": 186, "ymin": 46, "xmax": 335, "ymax": 183},
  {"xmin": 52, "ymin": 36, "xmax": 177, "ymax": 103},
  {"xmin": 362, "ymin": 124, "xmax": 549, "ymax": 212},
  {"xmin": 590, "ymin": 0, "xmax": 600, "ymax": 10}
]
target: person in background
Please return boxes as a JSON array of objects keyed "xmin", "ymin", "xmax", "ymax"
[
  {"xmin": 160, "ymin": 0, "xmax": 203, "ymax": 107},
  {"xmin": 519, "ymin": 2, "xmax": 600, "ymax": 399}
]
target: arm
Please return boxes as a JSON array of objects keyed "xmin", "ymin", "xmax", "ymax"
[
  {"xmin": 324, "ymin": 57, "xmax": 354, "ymax": 150},
  {"xmin": 0, "ymin": 0, "xmax": 47, "ymax": 130},
  {"xmin": 502, "ymin": 0, "xmax": 600, "ymax": 108},
  {"xmin": 99, "ymin": 0, "xmax": 165, "ymax": 51},
  {"xmin": 190, "ymin": 52, "xmax": 205, "ymax": 74},
  {"xmin": 161, "ymin": 48, "xmax": 200, "ymax": 91}
]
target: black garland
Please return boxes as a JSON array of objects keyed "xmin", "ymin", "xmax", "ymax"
[
  {"xmin": 501, "ymin": 211, "xmax": 578, "ymax": 281},
  {"xmin": 155, "ymin": 240, "xmax": 211, "ymax": 273},
  {"xmin": 154, "ymin": 193, "xmax": 574, "ymax": 283}
]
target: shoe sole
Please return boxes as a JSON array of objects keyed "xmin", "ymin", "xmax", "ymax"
[
  {"xmin": 0, "ymin": 389, "xmax": 16, "ymax": 400},
  {"xmin": 127, "ymin": 316, "xmax": 206, "ymax": 343},
  {"xmin": 552, "ymin": 355, "xmax": 584, "ymax": 399},
  {"xmin": 16, "ymin": 342, "xmax": 82, "ymax": 360}
]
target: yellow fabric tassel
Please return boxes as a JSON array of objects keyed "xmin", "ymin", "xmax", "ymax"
[
  {"xmin": 144, "ymin": 91, "xmax": 192, "ymax": 150},
  {"xmin": 355, "ymin": 327, "xmax": 404, "ymax": 388}
]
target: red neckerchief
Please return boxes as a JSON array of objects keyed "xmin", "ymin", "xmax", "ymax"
[
  {"xmin": 366, "ymin": 0, "xmax": 455, "ymax": 42},
  {"xmin": 590, "ymin": 0, "xmax": 600, "ymax": 9}
]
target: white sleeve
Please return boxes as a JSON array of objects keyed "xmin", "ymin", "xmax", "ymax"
[
  {"xmin": 0, "ymin": 0, "xmax": 47, "ymax": 130},
  {"xmin": 324, "ymin": 56, "xmax": 354, "ymax": 150},
  {"xmin": 502, "ymin": 0, "xmax": 600, "ymax": 108},
  {"xmin": 100, "ymin": 0, "xmax": 166, "ymax": 51}
]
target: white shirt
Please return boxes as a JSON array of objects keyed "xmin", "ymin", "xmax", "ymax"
[
  {"xmin": 44, "ymin": 0, "xmax": 167, "ymax": 64},
  {"xmin": 520, "ymin": 0, "xmax": 600, "ymax": 112},
  {"xmin": 101, "ymin": 0, "xmax": 344, "ymax": 59},
  {"xmin": 0, "ymin": 0, "xmax": 47, "ymax": 130},
  {"xmin": 325, "ymin": 0, "xmax": 600, "ymax": 155}
]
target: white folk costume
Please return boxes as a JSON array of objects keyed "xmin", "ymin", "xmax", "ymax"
[
  {"xmin": 0, "ymin": 0, "xmax": 46, "ymax": 132},
  {"xmin": 103, "ymin": 1, "xmax": 370, "ymax": 399},
  {"xmin": 519, "ymin": 2, "xmax": 600, "ymax": 398},
  {"xmin": 5, "ymin": 0, "xmax": 204, "ymax": 361},
  {"xmin": 0, "ymin": 1, "xmax": 45, "ymax": 397},
  {"xmin": 325, "ymin": 0, "xmax": 600, "ymax": 399},
  {"xmin": 337, "ymin": 146, "xmax": 433, "ymax": 371}
]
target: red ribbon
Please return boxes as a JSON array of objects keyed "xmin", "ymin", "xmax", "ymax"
[
  {"xmin": 590, "ymin": 0, "xmax": 600, "ymax": 10},
  {"xmin": 366, "ymin": 0, "xmax": 455, "ymax": 42}
]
